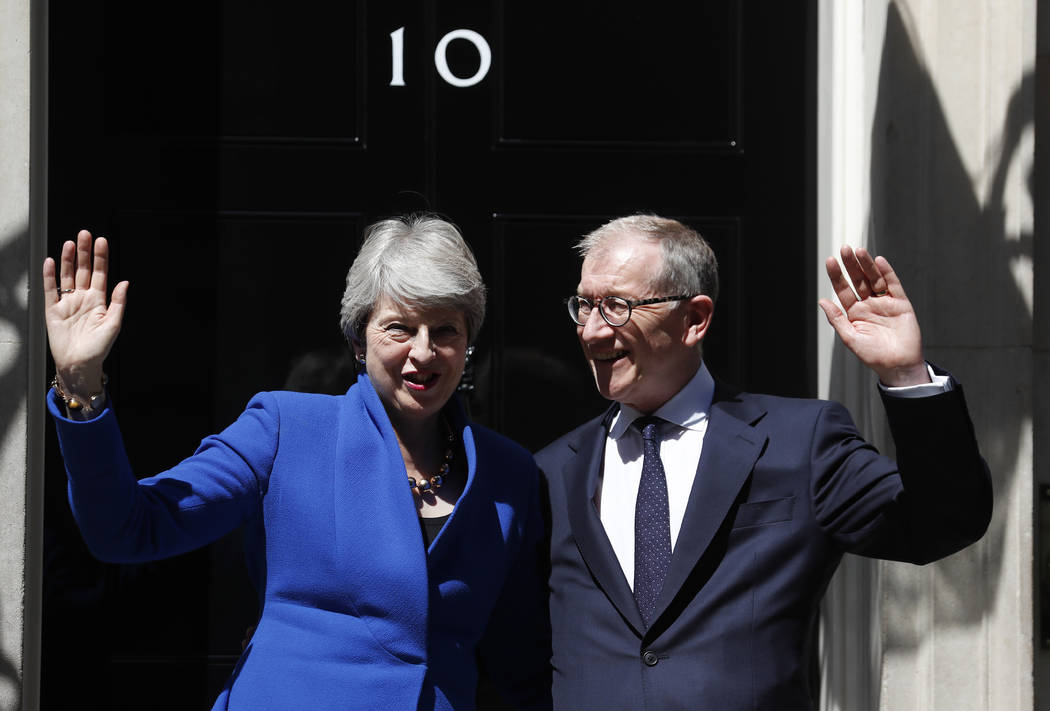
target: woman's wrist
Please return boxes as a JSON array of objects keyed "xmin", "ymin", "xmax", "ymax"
[
  {"xmin": 52, "ymin": 371, "xmax": 108, "ymax": 420},
  {"xmin": 54, "ymin": 360, "xmax": 104, "ymax": 392}
]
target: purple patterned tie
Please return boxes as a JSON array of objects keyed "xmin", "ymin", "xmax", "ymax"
[{"xmin": 633, "ymin": 416, "xmax": 671, "ymax": 627}]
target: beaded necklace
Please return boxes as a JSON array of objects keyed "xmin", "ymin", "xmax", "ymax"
[{"xmin": 407, "ymin": 417, "xmax": 455, "ymax": 495}]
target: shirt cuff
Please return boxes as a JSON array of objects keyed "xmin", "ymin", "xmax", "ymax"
[{"xmin": 878, "ymin": 364, "xmax": 952, "ymax": 398}]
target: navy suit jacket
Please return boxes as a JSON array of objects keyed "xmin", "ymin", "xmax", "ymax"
[
  {"xmin": 535, "ymin": 371, "xmax": 991, "ymax": 711},
  {"xmin": 50, "ymin": 374, "xmax": 550, "ymax": 711}
]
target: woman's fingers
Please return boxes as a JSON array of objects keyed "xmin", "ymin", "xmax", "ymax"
[
  {"xmin": 90, "ymin": 237, "xmax": 110, "ymax": 293},
  {"xmin": 51, "ymin": 231, "xmax": 113, "ymax": 300},
  {"xmin": 59, "ymin": 239, "xmax": 76, "ymax": 292},
  {"xmin": 107, "ymin": 281, "xmax": 129, "ymax": 329},
  {"xmin": 48, "ymin": 230, "xmax": 122, "ymax": 317},
  {"xmin": 75, "ymin": 230, "xmax": 93, "ymax": 290},
  {"xmin": 43, "ymin": 257, "xmax": 59, "ymax": 308}
]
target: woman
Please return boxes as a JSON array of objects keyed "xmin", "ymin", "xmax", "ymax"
[{"xmin": 44, "ymin": 216, "xmax": 550, "ymax": 710}]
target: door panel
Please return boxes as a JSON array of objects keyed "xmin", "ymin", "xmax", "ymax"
[{"xmin": 496, "ymin": 3, "xmax": 739, "ymax": 147}]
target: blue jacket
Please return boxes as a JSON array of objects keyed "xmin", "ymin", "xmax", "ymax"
[{"xmin": 50, "ymin": 374, "xmax": 551, "ymax": 710}]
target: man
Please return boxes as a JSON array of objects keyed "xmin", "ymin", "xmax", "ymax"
[{"xmin": 534, "ymin": 215, "xmax": 991, "ymax": 710}]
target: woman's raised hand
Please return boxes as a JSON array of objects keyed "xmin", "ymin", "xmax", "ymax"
[{"xmin": 43, "ymin": 230, "xmax": 129, "ymax": 396}]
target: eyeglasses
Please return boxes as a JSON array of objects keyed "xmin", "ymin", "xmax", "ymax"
[{"xmin": 565, "ymin": 294, "xmax": 699, "ymax": 327}]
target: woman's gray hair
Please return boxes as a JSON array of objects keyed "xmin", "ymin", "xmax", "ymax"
[
  {"xmin": 339, "ymin": 215, "xmax": 487, "ymax": 344},
  {"xmin": 576, "ymin": 215, "xmax": 719, "ymax": 303}
]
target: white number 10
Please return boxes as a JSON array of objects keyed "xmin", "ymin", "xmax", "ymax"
[{"xmin": 389, "ymin": 27, "xmax": 492, "ymax": 88}]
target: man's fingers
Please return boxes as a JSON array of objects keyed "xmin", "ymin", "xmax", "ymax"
[
  {"xmin": 854, "ymin": 248, "xmax": 889, "ymax": 296},
  {"xmin": 824, "ymin": 256, "xmax": 857, "ymax": 311},
  {"xmin": 839, "ymin": 245, "xmax": 876, "ymax": 299},
  {"xmin": 818, "ymin": 299, "xmax": 856, "ymax": 346},
  {"xmin": 874, "ymin": 255, "xmax": 908, "ymax": 300},
  {"xmin": 75, "ymin": 230, "xmax": 93, "ymax": 290},
  {"xmin": 818, "ymin": 298, "xmax": 842, "ymax": 325},
  {"xmin": 90, "ymin": 237, "xmax": 110, "ymax": 293}
]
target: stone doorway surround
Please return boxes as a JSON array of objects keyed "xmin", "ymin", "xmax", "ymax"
[
  {"xmin": 817, "ymin": 1, "xmax": 1040, "ymax": 709},
  {"xmin": 0, "ymin": 0, "xmax": 47, "ymax": 709}
]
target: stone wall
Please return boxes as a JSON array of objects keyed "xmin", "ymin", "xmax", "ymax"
[
  {"xmin": 819, "ymin": 1, "xmax": 1037, "ymax": 709},
  {"xmin": 0, "ymin": 0, "xmax": 46, "ymax": 708}
]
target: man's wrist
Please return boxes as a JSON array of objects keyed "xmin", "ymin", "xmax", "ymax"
[
  {"xmin": 877, "ymin": 361, "xmax": 931, "ymax": 388},
  {"xmin": 879, "ymin": 364, "xmax": 952, "ymax": 398}
]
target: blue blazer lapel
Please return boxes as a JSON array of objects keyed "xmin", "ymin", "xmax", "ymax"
[
  {"xmin": 334, "ymin": 375, "xmax": 429, "ymax": 662},
  {"xmin": 424, "ymin": 395, "xmax": 477, "ymax": 564},
  {"xmin": 562, "ymin": 406, "xmax": 646, "ymax": 636},
  {"xmin": 650, "ymin": 384, "xmax": 767, "ymax": 628}
]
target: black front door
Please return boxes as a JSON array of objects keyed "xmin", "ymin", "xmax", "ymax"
[{"xmin": 44, "ymin": 2, "xmax": 813, "ymax": 708}]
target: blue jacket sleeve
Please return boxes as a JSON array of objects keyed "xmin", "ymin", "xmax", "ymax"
[{"xmin": 49, "ymin": 389, "xmax": 278, "ymax": 563}]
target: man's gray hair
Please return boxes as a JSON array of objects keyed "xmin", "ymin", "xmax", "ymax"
[
  {"xmin": 339, "ymin": 215, "xmax": 487, "ymax": 344},
  {"xmin": 576, "ymin": 215, "xmax": 719, "ymax": 303}
]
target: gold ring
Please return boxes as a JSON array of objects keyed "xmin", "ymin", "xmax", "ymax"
[{"xmin": 872, "ymin": 289, "xmax": 888, "ymax": 297}]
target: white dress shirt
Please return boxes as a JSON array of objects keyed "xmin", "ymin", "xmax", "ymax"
[{"xmin": 596, "ymin": 362, "xmax": 950, "ymax": 590}]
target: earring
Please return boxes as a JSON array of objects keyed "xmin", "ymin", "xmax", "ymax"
[{"xmin": 357, "ymin": 354, "xmax": 366, "ymax": 365}]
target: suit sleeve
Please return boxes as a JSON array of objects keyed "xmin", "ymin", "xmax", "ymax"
[
  {"xmin": 49, "ymin": 389, "xmax": 278, "ymax": 563},
  {"xmin": 811, "ymin": 379, "xmax": 992, "ymax": 564}
]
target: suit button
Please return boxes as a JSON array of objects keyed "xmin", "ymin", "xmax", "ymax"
[{"xmin": 641, "ymin": 650, "xmax": 659, "ymax": 666}]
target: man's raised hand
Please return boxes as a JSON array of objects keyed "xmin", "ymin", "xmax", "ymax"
[{"xmin": 818, "ymin": 245, "xmax": 929, "ymax": 387}]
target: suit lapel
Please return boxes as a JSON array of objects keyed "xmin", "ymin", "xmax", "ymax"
[
  {"xmin": 650, "ymin": 384, "xmax": 767, "ymax": 626},
  {"xmin": 562, "ymin": 407, "xmax": 647, "ymax": 636}
]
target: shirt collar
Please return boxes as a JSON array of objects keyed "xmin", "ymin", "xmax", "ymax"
[{"xmin": 608, "ymin": 361, "xmax": 716, "ymax": 439}]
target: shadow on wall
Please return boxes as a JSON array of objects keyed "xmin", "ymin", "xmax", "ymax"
[
  {"xmin": 825, "ymin": 3, "xmax": 1031, "ymax": 707},
  {"xmin": 0, "ymin": 225, "xmax": 28, "ymax": 708},
  {"xmin": 0, "ymin": 607, "xmax": 20, "ymax": 711}
]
